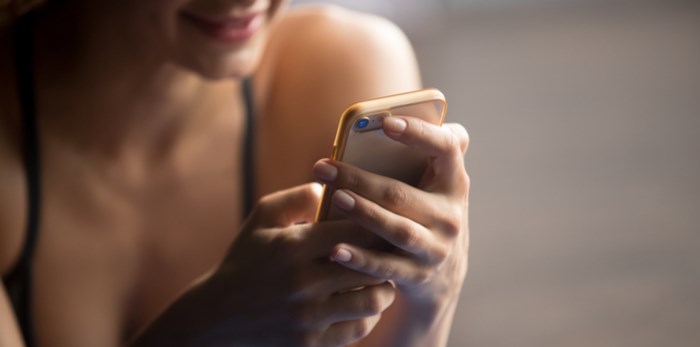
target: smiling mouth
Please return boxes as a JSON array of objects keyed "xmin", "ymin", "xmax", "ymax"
[{"xmin": 181, "ymin": 11, "xmax": 265, "ymax": 44}]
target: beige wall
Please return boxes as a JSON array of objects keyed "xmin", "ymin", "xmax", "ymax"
[
  {"xmin": 416, "ymin": 2, "xmax": 700, "ymax": 346},
  {"xmin": 297, "ymin": 1, "xmax": 700, "ymax": 345}
]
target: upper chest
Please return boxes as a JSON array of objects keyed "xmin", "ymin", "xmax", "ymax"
[
  {"xmin": 26, "ymin": 83, "xmax": 331, "ymax": 345},
  {"xmin": 30, "ymin": 107, "xmax": 249, "ymax": 344}
]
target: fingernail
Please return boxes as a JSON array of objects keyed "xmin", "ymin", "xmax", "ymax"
[
  {"xmin": 334, "ymin": 248, "xmax": 352, "ymax": 262},
  {"xmin": 333, "ymin": 190, "xmax": 355, "ymax": 211},
  {"xmin": 314, "ymin": 161, "xmax": 338, "ymax": 182},
  {"xmin": 384, "ymin": 117, "xmax": 407, "ymax": 134}
]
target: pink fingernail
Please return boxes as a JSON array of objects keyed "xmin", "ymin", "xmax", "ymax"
[
  {"xmin": 384, "ymin": 117, "xmax": 407, "ymax": 134},
  {"xmin": 314, "ymin": 161, "xmax": 337, "ymax": 182},
  {"xmin": 334, "ymin": 248, "xmax": 352, "ymax": 262},
  {"xmin": 332, "ymin": 190, "xmax": 355, "ymax": 211}
]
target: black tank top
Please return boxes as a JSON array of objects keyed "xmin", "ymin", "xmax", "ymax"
[{"xmin": 2, "ymin": 11, "xmax": 257, "ymax": 347}]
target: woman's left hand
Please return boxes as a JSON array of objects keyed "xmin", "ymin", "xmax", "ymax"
[{"xmin": 312, "ymin": 115, "xmax": 470, "ymax": 303}]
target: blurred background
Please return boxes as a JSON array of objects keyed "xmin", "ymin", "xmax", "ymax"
[{"xmin": 295, "ymin": 0, "xmax": 700, "ymax": 345}]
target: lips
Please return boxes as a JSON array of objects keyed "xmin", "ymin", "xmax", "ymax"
[{"xmin": 181, "ymin": 11, "xmax": 264, "ymax": 44}]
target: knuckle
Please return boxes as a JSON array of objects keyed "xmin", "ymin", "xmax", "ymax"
[
  {"xmin": 447, "ymin": 123, "xmax": 470, "ymax": 153},
  {"xmin": 454, "ymin": 168, "xmax": 470, "ymax": 195},
  {"xmin": 414, "ymin": 118, "xmax": 428, "ymax": 139},
  {"xmin": 459, "ymin": 125, "xmax": 470, "ymax": 151},
  {"xmin": 431, "ymin": 244, "xmax": 450, "ymax": 264},
  {"xmin": 383, "ymin": 182, "xmax": 409, "ymax": 207},
  {"xmin": 396, "ymin": 222, "xmax": 420, "ymax": 249},
  {"xmin": 362, "ymin": 257, "xmax": 382, "ymax": 277},
  {"xmin": 444, "ymin": 219, "xmax": 461, "ymax": 239},
  {"xmin": 379, "ymin": 263, "xmax": 397, "ymax": 280},
  {"xmin": 258, "ymin": 192, "xmax": 274, "ymax": 205},
  {"xmin": 343, "ymin": 169, "xmax": 362, "ymax": 189},
  {"xmin": 353, "ymin": 319, "xmax": 372, "ymax": 340},
  {"xmin": 364, "ymin": 205, "xmax": 385, "ymax": 230},
  {"xmin": 412, "ymin": 269, "xmax": 432, "ymax": 285},
  {"xmin": 254, "ymin": 193, "xmax": 274, "ymax": 216},
  {"xmin": 444, "ymin": 128, "xmax": 460, "ymax": 153},
  {"xmin": 441, "ymin": 208, "xmax": 463, "ymax": 238},
  {"xmin": 462, "ymin": 172, "xmax": 471, "ymax": 193},
  {"xmin": 462, "ymin": 132, "xmax": 470, "ymax": 153},
  {"xmin": 436, "ymin": 198, "xmax": 467, "ymax": 239},
  {"xmin": 362, "ymin": 290, "xmax": 383, "ymax": 315}
]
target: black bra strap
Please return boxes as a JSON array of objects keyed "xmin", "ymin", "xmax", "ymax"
[
  {"xmin": 5, "ymin": 14, "xmax": 255, "ymax": 347},
  {"xmin": 5, "ymin": 11, "xmax": 41, "ymax": 347},
  {"xmin": 241, "ymin": 78, "xmax": 255, "ymax": 218}
]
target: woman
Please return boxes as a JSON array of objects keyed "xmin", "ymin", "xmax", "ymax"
[{"xmin": 0, "ymin": 0, "xmax": 470, "ymax": 346}]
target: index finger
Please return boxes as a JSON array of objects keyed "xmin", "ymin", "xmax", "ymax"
[{"xmin": 383, "ymin": 116, "xmax": 468, "ymax": 158}]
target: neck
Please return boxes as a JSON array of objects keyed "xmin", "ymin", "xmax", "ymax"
[{"xmin": 31, "ymin": 3, "xmax": 241, "ymax": 158}]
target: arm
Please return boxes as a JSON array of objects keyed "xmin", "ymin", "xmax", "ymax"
[
  {"xmin": 327, "ymin": 119, "xmax": 470, "ymax": 347},
  {"xmin": 0, "ymin": 68, "xmax": 29, "ymax": 347},
  {"xmin": 0, "ymin": 283, "xmax": 25, "ymax": 347},
  {"xmin": 0, "ymin": 117, "xmax": 27, "ymax": 347},
  {"xmin": 0, "ymin": 147, "xmax": 27, "ymax": 347},
  {"xmin": 264, "ymin": 7, "xmax": 467, "ymax": 346},
  {"xmin": 128, "ymin": 184, "xmax": 397, "ymax": 347}
]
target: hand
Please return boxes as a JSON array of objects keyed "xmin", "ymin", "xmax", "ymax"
[
  {"xmin": 131, "ymin": 184, "xmax": 395, "ymax": 347},
  {"xmin": 312, "ymin": 116, "xmax": 470, "ymax": 303}
]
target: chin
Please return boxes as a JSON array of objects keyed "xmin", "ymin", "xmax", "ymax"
[
  {"xmin": 167, "ymin": 7, "xmax": 273, "ymax": 80},
  {"xmin": 184, "ymin": 51, "xmax": 261, "ymax": 80},
  {"xmin": 173, "ymin": 36, "xmax": 265, "ymax": 80}
]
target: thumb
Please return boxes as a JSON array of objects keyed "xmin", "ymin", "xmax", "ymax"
[{"xmin": 253, "ymin": 183, "xmax": 323, "ymax": 227}]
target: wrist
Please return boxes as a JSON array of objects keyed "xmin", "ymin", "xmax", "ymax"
[{"xmin": 383, "ymin": 288, "xmax": 461, "ymax": 347}]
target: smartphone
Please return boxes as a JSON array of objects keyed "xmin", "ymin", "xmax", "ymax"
[{"xmin": 316, "ymin": 88, "xmax": 447, "ymax": 221}]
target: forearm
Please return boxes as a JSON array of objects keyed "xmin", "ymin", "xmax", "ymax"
[
  {"xmin": 126, "ymin": 273, "xmax": 223, "ymax": 347},
  {"xmin": 0, "ymin": 283, "xmax": 26, "ymax": 347},
  {"xmin": 126, "ymin": 285, "xmax": 204, "ymax": 347},
  {"xmin": 353, "ymin": 290, "xmax": 461, "ymax": 347}
]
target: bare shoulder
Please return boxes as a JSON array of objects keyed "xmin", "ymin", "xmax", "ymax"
[
  {"xmin": 253, "ymin": 5, "xmax": 422, "ymax": 194},
  {"xmin": 0, "ymin": 21, "xmax": 27, "ymax": 277},
  {"xmin": 262, "ymin": 5, "xmax": 421, "ymax": 103}
]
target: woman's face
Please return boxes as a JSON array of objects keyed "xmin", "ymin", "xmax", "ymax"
[
  {"xmin": 167, "ymin": 0, "xmax": 289, "ymax": 79},
  {"xmin": 95, "ymin": 0, "xmax": 289, "ymax": 79}
]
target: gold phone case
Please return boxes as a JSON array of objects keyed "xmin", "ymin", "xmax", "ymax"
[{"xmin": 316, "ymin": 88, "xmax": 447, "ymax": 221}]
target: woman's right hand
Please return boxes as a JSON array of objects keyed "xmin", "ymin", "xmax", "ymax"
[{"xmin": 130, "ymin": 183, "xmax": 393, "ymax": 347}]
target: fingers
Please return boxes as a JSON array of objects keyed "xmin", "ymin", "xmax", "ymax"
[
  {"xmin": 314, "ymin": 159, "xmax": 441, "ymax": 222},
  {"xmin": 315, "ymin": 160, "xmax": 462, "ymax": 237},
  {"xmin": 254, "ymin": 183, "xmax": 323, "ymax": 227},
  {"xmin": 330, "ymin": 244, "xmax": 432, "ymax": 287},
  {"xmin": 306, "ymin": 220, "xmax": 387, "ymax": 253},
  {"xmin": 383, "ymin": 116, "xmax": 469, "ymax": 159},
  {"xmin": 314, "ymin": 115, "xmax": 468, "ymax": 222},
  {"xmin": 317, "ymin": 315, "xmax": 382, "ymax": 347},
  {"xmin": 329, "ymin": 189, "xmax": 450, "ymax": 262},
  {"xmin": 312, "ymin": 116, "xmax": 469, "ymax": 219},
  {"xmin": 318, "ymin": 282, "xmax": 394, "ymax": 326},
  {"xmin": 298, "ymin": 283, "xmax": 393, "ymax": 346},
  {"xmin": 383, "ymin": 117, "xmax": 469, "ymax": 192},
  {"xmin": 444, "ymin": 123, "xmax": 470, "ymax": 154},
  {"xmin": 308, "ymin": 262, "xmax": 387, "ymax": 297}
]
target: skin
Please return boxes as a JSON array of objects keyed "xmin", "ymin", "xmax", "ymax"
[{"xmin": 0, "ymin": 0, "xmax": 470, "ymax": 346}]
